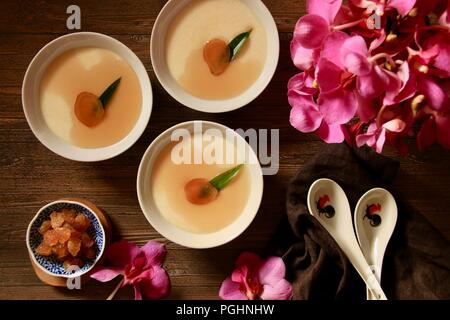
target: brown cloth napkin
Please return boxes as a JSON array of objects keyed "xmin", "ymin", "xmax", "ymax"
[{"xmin": 269, "ymin": 143, "xmax": 450, "ymax": 300}]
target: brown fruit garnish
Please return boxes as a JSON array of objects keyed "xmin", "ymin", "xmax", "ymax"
[
  {"xmin": 43, "ymin": 229, "xmax": 59, "ymax": 246},
  {"xmin": 203, "ymin": 39, "xmax": 231, "ymax": 76},
  {"xmin": 52, "ymin": 243, "xmax": 69, "ymax": 261},
  {"xmin": 50, "ymin": 211, "xmax": 65, "ymax": 229},
  {"xmin": 184, "ymin": 178, "xmax": 219, "ymax": 205},
  {"xmin": 38, "ymin": 220, "xmax": 52, "ymax": 235},
  {"xmin": 67, "ymin": 238, "xmax": 82, "ymax": 257},
  {"xmin": 74, "ymin": 92, "xmax": 105, "ymax": 127},
  {"xmin": 73, "ymin": 213, "xmax": 91, "ymax": 232},
  {"xmin": 36, "ymin": 243, "xmax": 52, "ymax": 256}
]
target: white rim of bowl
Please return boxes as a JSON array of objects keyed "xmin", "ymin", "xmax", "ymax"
[
  {"xmin": 136, "ymin": 120, "xmax": 264, "ymax": 248},
  {"xmin": 150, "ymin": 0, "xmax": 280, "ymax": 113},
  {"xmin": 26, "ymin": 199, "xmax": 106, "ymax": 279},
  {"xmin": 22, "ymin": 32, "xmax": 152, "ymax": 162}
]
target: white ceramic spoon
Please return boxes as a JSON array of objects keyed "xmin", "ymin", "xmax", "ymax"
[
  {"xmin": 307, "ymin": 178, "xmax": 388, "ymax": 300},
  {"xmin": 354, "ymin": 188, "xmax": 397, "ymax": 300}
]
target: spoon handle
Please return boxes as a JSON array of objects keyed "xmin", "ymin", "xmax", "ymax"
[{"xmin": 334, "ymin": 233, "xmax": 388, "ymax": 300}]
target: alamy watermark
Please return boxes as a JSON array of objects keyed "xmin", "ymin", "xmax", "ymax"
[{"xmin": 170, "ymin": 122, "xmax": 279, "ymax": 176}]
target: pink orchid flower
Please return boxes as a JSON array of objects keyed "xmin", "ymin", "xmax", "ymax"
[
  {"xmin": 350, "ymin": 0, "xmax": 416, "ymax": 16},
  {"xmin": 356, "ymin": 118, "xmax": 406, "ymax": 153},
  {"xmin": 219, "ymin": 252, "xmax": 293, "ymax": 300},
  {"xmin": 291, "ymin": 0, "xmax": 361, "ymax": 70},
  {"xmin": 319, "ymin": 32, "xmax": 401, "ymax": 99},
  {"xmin": 293, "ymin": 0, "xmax": 342, "ymax": 50},
  {"xmin": 91, "ymin": 240, "xmax": 170, "ymax": 300}
]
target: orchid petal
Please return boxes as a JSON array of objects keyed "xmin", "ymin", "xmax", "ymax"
[
  {"xmin": 376, "ymin": 128, "xmax": 387, "ymax": 153},
  {"xmin": 137, "ymin": 266, "xmax": 170, "ymax": 300},
  {"xmin": 384, "ymin": 61, "xmax": 417, "ymax": 105},
  {"xmin": 356, "ymin": 122, "xmax": 378, "ymax": 148},
  {"xmin": 219, "ymin": 277, "xmax": 248, "ymax": 300},
  {"xmin": 321, "ymin": 31, "xmax": 349, "ymax": 68},
  {"xmin": 260, "ymin": 279, "xmax": 293, "ymax": 300},
  {"xmin": 106, "ymin": 241, "xmax": 141, "ymax": 268},
  {"xmin": 288, "ymin": 72, "xmax": 317, "ymax": 96},
  {"xmin": 307, "ymin": 0, "xmax": 342, "ymax": 24},
  {"xmin": 356, "ymin": 93, "xmax": 378, "ymax": 122},
  {"xmin": 290, "ymin": 40, "xmax": 320, "ymax": 71},
  {"xmin": 294, "ymin": 14, "xmax": 330, "ymax": 49},
  {"xmin": 316, "ymin": 122, "xmax": 346, "ymax": 143},
  {"xmin": 258, "ymin": 257, "xmax": 286, "ymax": 285},
  {"xmin": 388, "ymin": 0, "xmax": 416, "ymax": 16},
  {"xmin": 369, "ymin": 30, "xmax": 386, "ymax": 53},
  {"xmin": 318, "ymin": 89, "xmax": 357, "ymax": 125},
  {"xmin": 317, "ymin": 58, "xmax": 343, "ymax": 92},
  {"xmin": 424, "ymin": 33, "xmax": 450, "ymax": 77},
  {"xmin": 141, "ymin": 241, "xmax": 166, "ymax": 267},
  {"xmin": 357, "ymin": 66, "xmax": 391, "ymax": 98},
  {"xmin": 418, "ymin": 75, "xmax": 447, "ymax": 110},
  {"xmin": 382, "ymin": 118, "xmax": 406, "ymax": 132},
  {"xmin": 90, "ymin": 267, "xmax": 123, "ymax": 282},
  {"xmin": 341, "ymin": 36, "xmax": 371, "ymax": 76},
  {"xmin": 288, "ymin": 86, "xmax": 315, "ymax": 109},
  {"xmin": 290, "ymin": 103, "xmax": 323, "ymax": 133}
]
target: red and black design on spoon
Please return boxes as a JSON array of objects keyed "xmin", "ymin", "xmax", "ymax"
[
  {"xmin": 364, "ymin": 203, "xmax": 382, "ymax": 227},
  {"xmin": 316, "ymin": 195, "xmax": 335, "ymax": 218}
]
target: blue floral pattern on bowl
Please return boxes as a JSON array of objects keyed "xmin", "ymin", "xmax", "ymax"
[{"xmin": 28, "ymin": 201, "xmax": 105, "ymax": 278}]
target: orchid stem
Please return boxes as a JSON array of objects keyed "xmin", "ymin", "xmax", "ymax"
[
  {"xmin": 332, "ymin": 19, "xmax": 364, "ymax": 31},
  {"xmin": 107, "ymin": 278, "xmax": 124, "ymax": 300}
]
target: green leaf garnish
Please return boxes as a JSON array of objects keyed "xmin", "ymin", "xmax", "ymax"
[
  {"xmin": 209, "ymin": 164, "xmax": 244, "ymax": 190},
  {"xmin": 99, "ymin": 77, "xmax": 121, "ymax": 108},
  {"xmin": 228, "ymin": 30, "xmax": 252, "ymax": 61}
]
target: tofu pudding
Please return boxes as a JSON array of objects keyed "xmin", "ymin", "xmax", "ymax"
[
  {"xmin": 39, "ymin": 47, "xmax": 142, "ymax": 148},
  {"xmin": 165, "ymin": 0, "xmax": 267, "ymax": 100}
]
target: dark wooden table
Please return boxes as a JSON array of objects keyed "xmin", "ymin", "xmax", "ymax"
[{"xmin": 1, "ymin": 0, "xmax": 449, "ymax": 300}]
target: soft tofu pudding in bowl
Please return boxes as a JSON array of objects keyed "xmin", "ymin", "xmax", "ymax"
[
  {"xmin": 137, "ymin": 121, "xmax": 264, "ymax": 248},
  {"xmin": 151, "ymin": 0, "xmax": 279, "ymax": 113},
  {"xmin": 22, "ymin": 32, "xmax": 152, "ymax": 161}
]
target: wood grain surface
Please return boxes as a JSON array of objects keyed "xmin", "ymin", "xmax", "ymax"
[{"xmin": 0, "ymin": 0, "xmax": 449, "ymax": 300}]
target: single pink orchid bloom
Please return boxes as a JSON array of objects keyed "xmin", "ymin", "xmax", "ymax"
[
  {"xmin": 219, "ymin": 252, "xmax": 293, "ymax": 300},
  {"xmin": 350, "ymin": 0, "xmax": 416, "ymax": 16},
  {"xmin": 321, "ymin": 33, "xmax": 401, "ymax": 99},
  {"xmin": 90, "ymin": 240, "xmax": 170, "ymax": 300},
  {"xmin": 356, "ymin": 118, "xmax": 406, "ymax": 153}
]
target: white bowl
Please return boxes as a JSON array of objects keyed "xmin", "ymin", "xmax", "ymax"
[
  {"xmin": 150, "ymin": 0, "xmax": 279, "ymax": 113},
  {"xmin": 22, "ymin": 32, "xmax": 152, "ymax": 162},
  {"xmin": 136, "ymin": 121, "xmax": 264, "ymax": 248}
]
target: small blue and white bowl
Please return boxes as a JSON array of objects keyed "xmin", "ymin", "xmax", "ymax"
[{"xmin": 26, "ymin": 200, "xmax": 106, "ymax": 279}]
